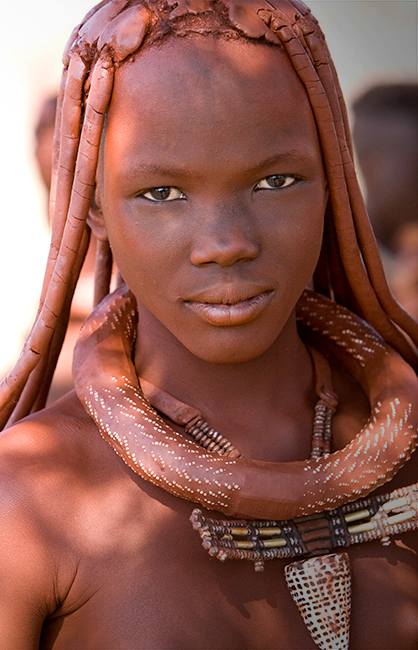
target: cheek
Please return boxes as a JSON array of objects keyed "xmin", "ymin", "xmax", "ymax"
[
  {"xmin": 104, "ymin": 206, "xmax": 188, "ymax": 301},
  {"xmin": 260, "ymin": 190, "xmax": 325, "ymax": 278}
]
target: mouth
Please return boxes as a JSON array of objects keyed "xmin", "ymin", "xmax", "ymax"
[{"xmin": 183, "ymin": 289, "xmax": 274, "ymax": 326}]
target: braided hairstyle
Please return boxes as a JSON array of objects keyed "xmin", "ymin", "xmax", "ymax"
[{"xmin": 1, "ymin": 0, "xmax": 417, "ymax": 428}]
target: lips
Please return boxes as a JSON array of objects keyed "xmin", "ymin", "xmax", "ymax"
[{"xmin": 184, "ymin": 289, "xmax": 274, "ymax": 326}]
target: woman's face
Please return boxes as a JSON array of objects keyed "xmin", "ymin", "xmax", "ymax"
[{"xmin": 97, "ymin": 37, "xmax": 327, "ymax": 363}]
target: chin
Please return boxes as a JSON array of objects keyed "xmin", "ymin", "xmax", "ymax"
[
  {"xmin": 181, "ymin": 331, "xmax": 279, "ymax": 365},
  {"xmin": 194, "ymin": 349, "xmax": 263, "ymax": 364}
]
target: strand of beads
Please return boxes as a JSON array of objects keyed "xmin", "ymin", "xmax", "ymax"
[
  {"xmin": 190, "ymin": 483, "xmax": 418, "ymax": 571},
  {"xmin": 311, "ymin": 401, "xmax": 334, "ymax": 458},
  {"xmin": 184, "ymin": 416, "xmax": 241, "ymax": 458}
]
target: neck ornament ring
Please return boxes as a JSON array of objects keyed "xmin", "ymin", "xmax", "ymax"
[{"xmin": 73, "ymin": 285, "xmax": 417, "ymax": 520}]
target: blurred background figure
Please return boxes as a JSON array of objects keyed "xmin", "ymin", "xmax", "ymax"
[
  {"xmin": 352, "ymin": 84, "xmax": 417, "ymax": 319},
  {"xmin": 34, "ymin": 95, "xmax": 58, "ymax": 195}
]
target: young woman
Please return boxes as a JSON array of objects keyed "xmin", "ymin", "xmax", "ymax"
[{"xmin": 0, "ymin": 1, "xmax": 416, "ymax": 648}]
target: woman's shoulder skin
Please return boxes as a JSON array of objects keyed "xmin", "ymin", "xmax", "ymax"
[{"xmin": 0, "ymin": 393, "xmax": 139, "ymax": 648}]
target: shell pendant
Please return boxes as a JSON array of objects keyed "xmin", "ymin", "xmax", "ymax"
[{"xmin": 284, "ymin": 553, "xmax": 351, "ymax": 650}]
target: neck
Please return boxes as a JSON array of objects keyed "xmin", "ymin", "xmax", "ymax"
[{"xmin": 134, "ymin": 303, "xmax": 317, "ymax": 461}]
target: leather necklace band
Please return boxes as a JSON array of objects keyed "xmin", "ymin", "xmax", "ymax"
[{"xmin": 73, "ymin": 284, "xmax": 417, "ymax": 521}]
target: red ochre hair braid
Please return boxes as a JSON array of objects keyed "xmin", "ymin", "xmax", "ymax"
[{"xmin": 0, "ymin": 0, "xmax": 417, "ymax": 429}]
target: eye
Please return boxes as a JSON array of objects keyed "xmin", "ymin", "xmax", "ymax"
[
  {"xmin": 255, "ymin": 175, "xmax": 296, "ymax": 191},
  {"xmin": 139, "ymin": 187, "xmax": 186, "ymax": 202}
]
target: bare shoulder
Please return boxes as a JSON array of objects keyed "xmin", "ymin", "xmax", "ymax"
[
  {"xmin": 0, "ymin": 391, "xmax": 134, "ymax": 544},
  {"xmin": 0, "ymin": 391, "xmax": 122, "ymax": 482},
  {"xmin": 0, "ymin": 392, "xmax": 103, "ymax": 500},
  {"xmin": 0, "ymin": 393, "xmax": 128, "ymax": 648}
]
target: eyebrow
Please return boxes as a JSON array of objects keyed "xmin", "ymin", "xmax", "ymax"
[
  {"xmin": 125, "ymin": 150, "xmax": 314, "ymax": 179},
  {"xmin": 125, "ymin": 164, "xmax": 192, "ymax": 179},
  {"xmin": 251, "ymin": 151, "xmax": 315, "ymax": 170}
]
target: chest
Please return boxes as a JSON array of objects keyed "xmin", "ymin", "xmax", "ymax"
[{"xmin": 41, "ymin": 479, "xmax": 417, "ymax": 650}]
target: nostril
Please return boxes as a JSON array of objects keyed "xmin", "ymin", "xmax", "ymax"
[{"xmin": 190, "ymin": 232, "xmax": 260, "ymax": 267}]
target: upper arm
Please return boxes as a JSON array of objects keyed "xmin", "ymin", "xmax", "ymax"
[
  {"xmin": 0, "ymin": 470, "xmax": 60, "ymax": 649},
  {"xmin": 0, "ymin": 422, "xmax": 78, "ymax": 649}
]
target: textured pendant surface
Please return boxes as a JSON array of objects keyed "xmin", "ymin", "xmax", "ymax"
[{"xmin": 284, "ymin": 552, "xmax": 351, "ymax": 650}]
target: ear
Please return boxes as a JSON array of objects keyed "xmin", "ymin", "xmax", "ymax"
[{"xmin": 87, "ymin": 188, "xmax": 108, "ymax": 242}]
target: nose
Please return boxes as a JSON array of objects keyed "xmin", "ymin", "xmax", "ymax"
[{"xmin": 189, "ymin": 202, "xmax": 260, "ymax": 267}]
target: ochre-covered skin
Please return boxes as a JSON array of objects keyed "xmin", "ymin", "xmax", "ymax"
[
  {"xmin": 0, "ymin": 396, "xmax": 415, "ymax": 648},
  {"xmin": 0, "ymin": 0, "xmax": 417, "ymax": 648}
]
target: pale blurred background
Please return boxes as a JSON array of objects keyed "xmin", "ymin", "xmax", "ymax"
[{"xmin": 0, "ymin": 0, "xmax": 417, "ymax": 379}]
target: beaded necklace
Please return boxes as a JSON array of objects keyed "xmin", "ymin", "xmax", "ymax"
[
  {"xmin": 139, "ymin": 342, "xmax": 338, "ymax": 461},
  {"xmin": 137, "ymin": 373, "xmax": 417, "ymax": 566},
  {"xmin": 73, "ymin": 285, "xmax": 417, "ymax": 650},
  {"xmin": 140, "ymin": 366, "xmax": 417, "ymax": 650},
  {"xmin": 190, "ymin": 484, "xmax": 417, "ymax": 650}
]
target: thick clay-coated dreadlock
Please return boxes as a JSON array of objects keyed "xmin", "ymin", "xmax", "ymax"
[{"xmin": 1, "ymin": 0, "xmax": 417, "ymax": 429}]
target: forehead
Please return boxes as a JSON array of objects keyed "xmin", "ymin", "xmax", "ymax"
[
  {"xmin": 109, "ymin": 35, "xmax": 309, "ymax": 115},
  {"xmin": 104, "ymin": 37, "xmax": 320, "ymax": 175}
]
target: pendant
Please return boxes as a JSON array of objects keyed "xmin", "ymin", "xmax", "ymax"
[{"xmin": 284, "ymin": 552, "xmax": 351, "ymax": 650}]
